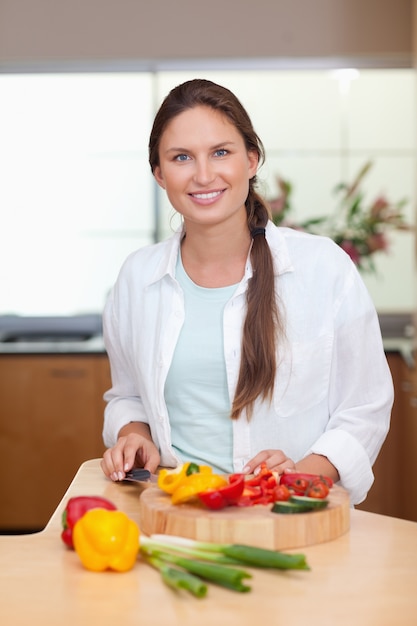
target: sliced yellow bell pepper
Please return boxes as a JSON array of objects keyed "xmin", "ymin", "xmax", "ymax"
[
  {"xmin": 73, "ymin": 508, "xmax": 140, "ymax": 572},
  {"xmin": 157, "ymin": 462, "xmax": 212, "ymax": 494},
  {"xmin": 157, "ymin": 464, "xmax": 190, "ymax": 494},
  {"xmin": 171, "ymin": 473, "xmax": 228, "ymax": 505},
  {"xmin": 157, "ymin": 461, "xmax": 228, "ymax": 505}
]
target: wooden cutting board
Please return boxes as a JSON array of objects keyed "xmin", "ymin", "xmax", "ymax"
[{"xmin": 139, "ymin": 485, "xmax": 350, "ymax": 550}]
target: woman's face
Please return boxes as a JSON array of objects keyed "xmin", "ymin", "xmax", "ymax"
[{"xmin": 153, "ymin": 105, "xmax": 258, "ymax": 230}]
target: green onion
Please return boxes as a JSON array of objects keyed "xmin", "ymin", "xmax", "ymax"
[
  {"xmin": 144, "ymin": 555, "xmax": 207, "ymax": 598},
  {"xmin": 139, "ymin": 534, "xmax": 310, "ymax": 598},
  {"xmin": 141, "ymin": 545, "xmax": 251, "ymax": 593},
  {"xmin": 140, "ymin": 537, "xmax": 240, "ymax": 565},
  {"xmin": 221, "ymin": 544, "xmax": 309, "ymax": 570},
  {"xmin": 145, "ymin": 535, "xmax": 310, "ymax": 571}
]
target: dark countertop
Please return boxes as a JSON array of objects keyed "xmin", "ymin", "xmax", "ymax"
[
  {"xmin": 383, "ymin": 337, "xmax": 416, "ymax": 368},
  {"xmin": 0, "ymin": 335, "xmax": 106, "ymax": 355},
  {"xmin": 0, "ymin": 314, "xmax": 106, "ymax": 354},
  {"xmin": 0, "ymin": 313, "xmax": 415, "ymax": 365},
  {"xmin": 378, "ymin": 313, "xmax": 416, "ymax": 368}
]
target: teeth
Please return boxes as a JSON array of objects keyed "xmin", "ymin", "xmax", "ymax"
[{"xmin": 192, "ymin": 191, "xmax": 222, "ymax": 200}]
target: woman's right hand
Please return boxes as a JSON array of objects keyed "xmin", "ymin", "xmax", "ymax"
[{"xmin": 100, "ymin": 425, "xmax": 161, "ymax": 481}]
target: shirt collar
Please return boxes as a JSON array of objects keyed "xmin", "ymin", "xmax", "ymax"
[
  {"xmin": 146, "ymin": 222, "xmax": 294, "ymax": 287},
  {"xmin": 265, "ymin": 221, "xmax": 295, "ymax": 276},
  {"xmin": 146, "ymin": 228, "xmax": 184, "ymax": 287}
]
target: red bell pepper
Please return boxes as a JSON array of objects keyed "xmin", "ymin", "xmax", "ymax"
[
  {"xmin": 198, "ymin": 474, "xmax": 245, "ymax": 510},
  {"xmin": 61, "ymin": 495, "xmax": 117, "ymax": 548}
]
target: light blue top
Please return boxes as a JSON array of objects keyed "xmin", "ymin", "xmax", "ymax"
[{"xmin": 164, "ymin": 252, "xmax": 237, "ymax": 473}]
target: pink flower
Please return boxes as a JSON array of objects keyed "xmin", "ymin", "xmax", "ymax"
[
  {"xmin": 370, "ymin": 196, "xmax": 389, "ymax": 217},
  {"xmin": 340, "ymin": 240, "xmax": 361, "ymax": 265},
  {"xmin": 269, "ymin": 197, "xmax": 286, "ymax": 216},
  {"xmin": 366, "ymin": 232, "xmax": 389, "ymax": 253}
]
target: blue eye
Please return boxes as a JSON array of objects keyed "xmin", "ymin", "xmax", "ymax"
[
  {"xmin": 174, "ymin": 154, "xmax": 190, "ymax": 162},
  {"xmin": 214, "ymin": 149, "xmax": 228, "ymax": 157}
]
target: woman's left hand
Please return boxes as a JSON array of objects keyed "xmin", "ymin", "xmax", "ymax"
[{"xmin": 243, "ymin": 450, "xmax": 296, "ymax": 476}]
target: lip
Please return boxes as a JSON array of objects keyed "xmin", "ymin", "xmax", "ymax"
[{"xmin": 188, "ymin": 189, "xmax": 225, "ymax": 205}]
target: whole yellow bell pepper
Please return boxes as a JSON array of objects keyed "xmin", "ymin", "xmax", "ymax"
[{"xmin": 73, "ymin": 508, "xmax": 140, "ymax": 572}]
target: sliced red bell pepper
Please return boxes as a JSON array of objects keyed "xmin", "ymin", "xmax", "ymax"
[
  {"xmin": 198, "ymin": 467, "xmax": 333, "ymax": 509},
  {"xmin": 198, "ymin": 474, "xmax": 245, "ymax": 510},
  {"xmin": 242, "ymin": 484, "xmax": 264, "ymax": 499},
  {"xmin": 244, "ymin": 463, "xmax": 273, "ymax": 487},
  {"xmin": 61, "ymin": 495, "xmax": 117, "ymax": 548}
]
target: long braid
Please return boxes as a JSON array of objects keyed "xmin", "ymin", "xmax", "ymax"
[{"xmin": 231, "ymin": 186, "xmax": 281, "ymax": 419}]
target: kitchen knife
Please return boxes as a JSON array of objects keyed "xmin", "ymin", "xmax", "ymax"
[{"xmin": 122, "ymin": 468, "xmax": 158, "ymax": 484}]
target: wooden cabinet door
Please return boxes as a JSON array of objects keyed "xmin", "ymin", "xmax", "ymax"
[
  {"xmin": 357, "ymin": 352, "xmax": 417, "ymax": 522},
  {"xmin": 0, "ymin": 354, "xmax": 111, "ymax": 531},
  {"xmin": 397, "ymin": 359, "xmax": 417, "ymax": 521},
  {"xmin": 356, "ymin": 353, "xmax": 403, "ymax": 517}
]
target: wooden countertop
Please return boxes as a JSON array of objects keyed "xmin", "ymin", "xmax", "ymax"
[{"xmin": 1, "ymin": 459, "xmax": 416, "ymax": 626}]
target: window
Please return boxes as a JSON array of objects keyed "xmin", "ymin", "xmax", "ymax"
[{"xmin": 1, "ymin": 69, "xmax": 415, "ymax": 315}]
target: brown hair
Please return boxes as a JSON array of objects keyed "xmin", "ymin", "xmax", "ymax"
[{"xmin": 149, "ymin": 79, "xmax": 282, "ymax": 419}]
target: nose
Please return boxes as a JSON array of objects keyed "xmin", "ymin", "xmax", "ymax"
[{"xmin": 193, "ymin": 157, "xmax": 215, "ymax": 186}]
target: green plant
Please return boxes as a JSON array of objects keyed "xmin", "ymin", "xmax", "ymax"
[{"xmin": 269, "ymin": 161, "xmax": 413, "ymax": 273}]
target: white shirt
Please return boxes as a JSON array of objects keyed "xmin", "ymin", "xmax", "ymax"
[{"xmin": 102, "ymin": 221, "xmax": 394, "ymax": 504}]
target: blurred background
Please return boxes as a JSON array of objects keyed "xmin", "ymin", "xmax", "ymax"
[{"xmin": 0, "ymin": 0, "xmax": 415, "ymax": 315}]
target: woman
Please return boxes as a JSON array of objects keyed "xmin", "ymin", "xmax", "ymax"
[{"xmin": 100, "ymin": 79, "xmax": 393, "ymax": 505}]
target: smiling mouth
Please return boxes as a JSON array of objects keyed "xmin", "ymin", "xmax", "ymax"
[{"xmin": 190, "ymin": 190, "xmax": 224, "ymax": 200}]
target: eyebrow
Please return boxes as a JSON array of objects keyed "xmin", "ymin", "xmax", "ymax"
[{"xmin": 164, "ymin": 141, "xmax": 236, "ymax": 154}]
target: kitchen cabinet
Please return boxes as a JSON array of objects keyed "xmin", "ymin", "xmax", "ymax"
[
  {"xmin": 0, "ymin": 353, "xmax": 111, "ymax": 531},
  {"xmin": 357, "ymin": 352, "xmax": 417, "ymax": 521},
  {"xmin": 1, "ymin": 349, "xmax": 415, "ymax": 529},
  {"xmin": 396, "ymin": 355, "xmax": 417, "ymax": 521}
]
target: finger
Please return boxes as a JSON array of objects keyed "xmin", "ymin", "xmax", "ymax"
[
  {"xmin": 242, "ymin": 451, "xmax": 271, "ymax": 474},
  {"xmin": 245, "ymin": 450, "xmax": 289, "ymax": 474},
  {"xmin": 142, "ymin": 448, "xmax": 161, "ymax": 474},
  {"xmin": 101, "ymin": 447, "xmax": 119, "ymax": 478},
  {"xmin": 274, "ymin": 458, "xmax": 296, "ymax": 475},
  {"xmin": 132, "ymin": 438, "xmax": 160, "ymax": 474},
  {"xmin": 103, "ymin": 443, "xmax": 129, "ymax": 481},
  {"xmin": 121, "ymin": 439, "xmax": 143, "ymax": 474}
]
